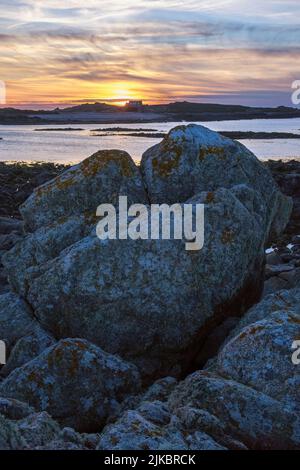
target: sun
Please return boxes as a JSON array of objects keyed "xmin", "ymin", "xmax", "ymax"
[
  {"xmin": 112, "ymin": 100, "xmax": 128, "ymax": 107},
  {"xmin": 105, "ymin": 83, "xmax": 140, "ymax": 106},
  {"xmin": 111, "ymin": 88, "xmax": 132, "ymax": 107}
]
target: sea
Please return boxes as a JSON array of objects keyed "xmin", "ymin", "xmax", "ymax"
[{"xmin": 1, "ymin": 117, "xmax": 300, "ymax": 164}]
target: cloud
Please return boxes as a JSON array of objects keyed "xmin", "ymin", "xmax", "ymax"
[{"xmin": 1, "ymin": 0, "xmax": 300, "ymax": 107}]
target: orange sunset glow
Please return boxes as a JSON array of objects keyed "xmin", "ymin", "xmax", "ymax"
[{"xmin": 0, "ymin": 1, "xmax": 300, "ymax": 108}]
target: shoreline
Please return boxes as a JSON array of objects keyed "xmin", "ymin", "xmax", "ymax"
[{"xmin": 1, "ymin": 114, "xmax": 300, "ymax": 126}]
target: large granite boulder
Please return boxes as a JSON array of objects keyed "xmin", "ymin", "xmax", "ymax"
[
  {"xmin": 0, "ymin": 338, "xmax": 141, "ymax": 432},
  {"xmin": 2, "ymin": 127, "xmax": 291, "ymax": 379},
  {"xmin": 22, "ymin": 187, "xmax": 265, "ymax": 378}
]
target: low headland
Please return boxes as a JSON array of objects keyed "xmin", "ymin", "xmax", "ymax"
[{"xmin": 1, "ymin": 101, "xmax": 300, "ymax": 125}]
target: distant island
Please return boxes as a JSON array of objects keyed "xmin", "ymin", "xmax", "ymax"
[
  {"xmin": 34, "ymin": 127, "xmax": 84, "ymax": 132},
  {"xmin": 30, "ymin": 127, "xmax": 300, "ymax": 140},
  {"xmin": 220, "ymin": 131, "xmax": 300, "ymax": 140},
  {"xmin": 1, "ymin": 101, "xmax": 300, "ymax": 125}
]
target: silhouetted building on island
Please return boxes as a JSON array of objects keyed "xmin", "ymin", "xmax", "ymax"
[{"xmin": 125, "ymin": 100, "xmax": 143, "ymax": 111}]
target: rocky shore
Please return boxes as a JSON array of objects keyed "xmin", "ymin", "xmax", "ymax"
[
  {"xmin": 0, "ymin": 126, "xmax": 299, "ymax": 450},
  {"xmin": 262, "ymin": 160, "xmax": 300, "ymax": 297}
]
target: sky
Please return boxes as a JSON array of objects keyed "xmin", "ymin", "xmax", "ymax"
[{"xmin": 0, "ymin": 0, "xmax": 300, "ymax": 108}]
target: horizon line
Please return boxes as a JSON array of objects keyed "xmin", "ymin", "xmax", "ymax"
[{"xmin": 0, "ymin": 99, "xmax": 298, "ymax": 112}]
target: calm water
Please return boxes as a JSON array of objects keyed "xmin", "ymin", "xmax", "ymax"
[{"xmin": 1, "ymin": 118, "xmax": 300, "ymax": 164}]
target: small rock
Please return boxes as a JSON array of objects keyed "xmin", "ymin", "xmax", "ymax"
[
  {"xmin": 266, "ymin": 251, "xmax": 283, "ymax": 265},
  {"xmin": 265, "ymin": 264, "xmax": 295, "ymax": 279},
  {"xmin": 0, "ymin": 414, "xmax": 27, "ymax": 450},
  {"xmin": 17, "ymin": 412, "xmax": 60, "ymax": 448},
  {"xmin": 1, "ymin": 327, "xmax": 55, "ymax": 377},
  {"xmin": 97, "ymin": 409, "xmax": 190, "ymax": 450},
  {"xmin": 0, "ymin": 292, "xmax": 35, "ymax": 349},
  {"xmin": 0, "ymin": 338, "xmax": 141, "ymax": 432},
  {"xmin": 263, "ymin": 276, "xmax": 289, "ymax": 297},
  {"xmin": 0, "ymin": 217, "xmax": 23, "ymax": 235},
  {"xmin": 0, "ymin": 397, "xmax": 35, "ymax": 420}
]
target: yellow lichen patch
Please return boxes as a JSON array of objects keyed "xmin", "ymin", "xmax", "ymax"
[
  {"xmin": 221, "ymin": 229, "xmax": 235, "ymax": 244},
  {"xmin": 205, "ymin": 192, "xmax": 215, "ymax": 203},
  {"xmin": 71, "ymin": 339, "xmax": 89, "ymax": 351},
  {"xmin": 48, "ymin": 344, "xmax": 65, "ymax": 368},
  {"xmin": 56, "ymin": 176, "xmax": 76, "ymax": 191},
  {"xmin": 145, "ymin": 427, "xmax": 164, "ymax": 438},
  {"xmin": 56, "ymin": 215, "xmax": 69, "ymax": 226},
  {"xmin": 199, "ymin": 146, "xmax": 225, "ymax": 161},
  {"xmin": 270, "ymin": 304, "xmax": 281, "ymax": 313},
  {"xmin": 34, "ymin": 174, "xmax": 76, "ymax": 200},
  {"xmin": 152, "ymin": 142, "xmax": 183, "ymax": 178},
  {"xmin": 81, "ymin": 151, "xmax": 135, "ymax": 178},
  {"xmin": 288, "ymin": 315, "xmax": 300, "ymax": 325},
  {"xmin": 68, "ymin": 350, "xmax": 80, "ymax": 377},
  {"xmin": 141, "ymin": 443, "xmax": 150, "ymax": 450},
  {"xmin": 150, "ymin": 132, "xmax": 189, "ymax": 177},
  {"xmin": 28, "ymin": 370, "xmax": 44, "ymax": 387},
  {"xmin": 84, "ymin": 210, "xmax": 98, "ymax": 226},
  {"xmin": 151, "ymin": 153, "xmax": 181, "ymax": 177},
  {"xmin": 110, "ymin": 436, "xmax": 120, "ymax": 445},
  {"xmin": 35, "ymin": 183, "xmax": 54, "ymax": 199},
  {"xmin": 131, "ymin": 420, "xmax": 142, "ymax": 432},
  {"xmin": 239, "ymin": 324, "xmax": 265, "ymax": 340}
]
